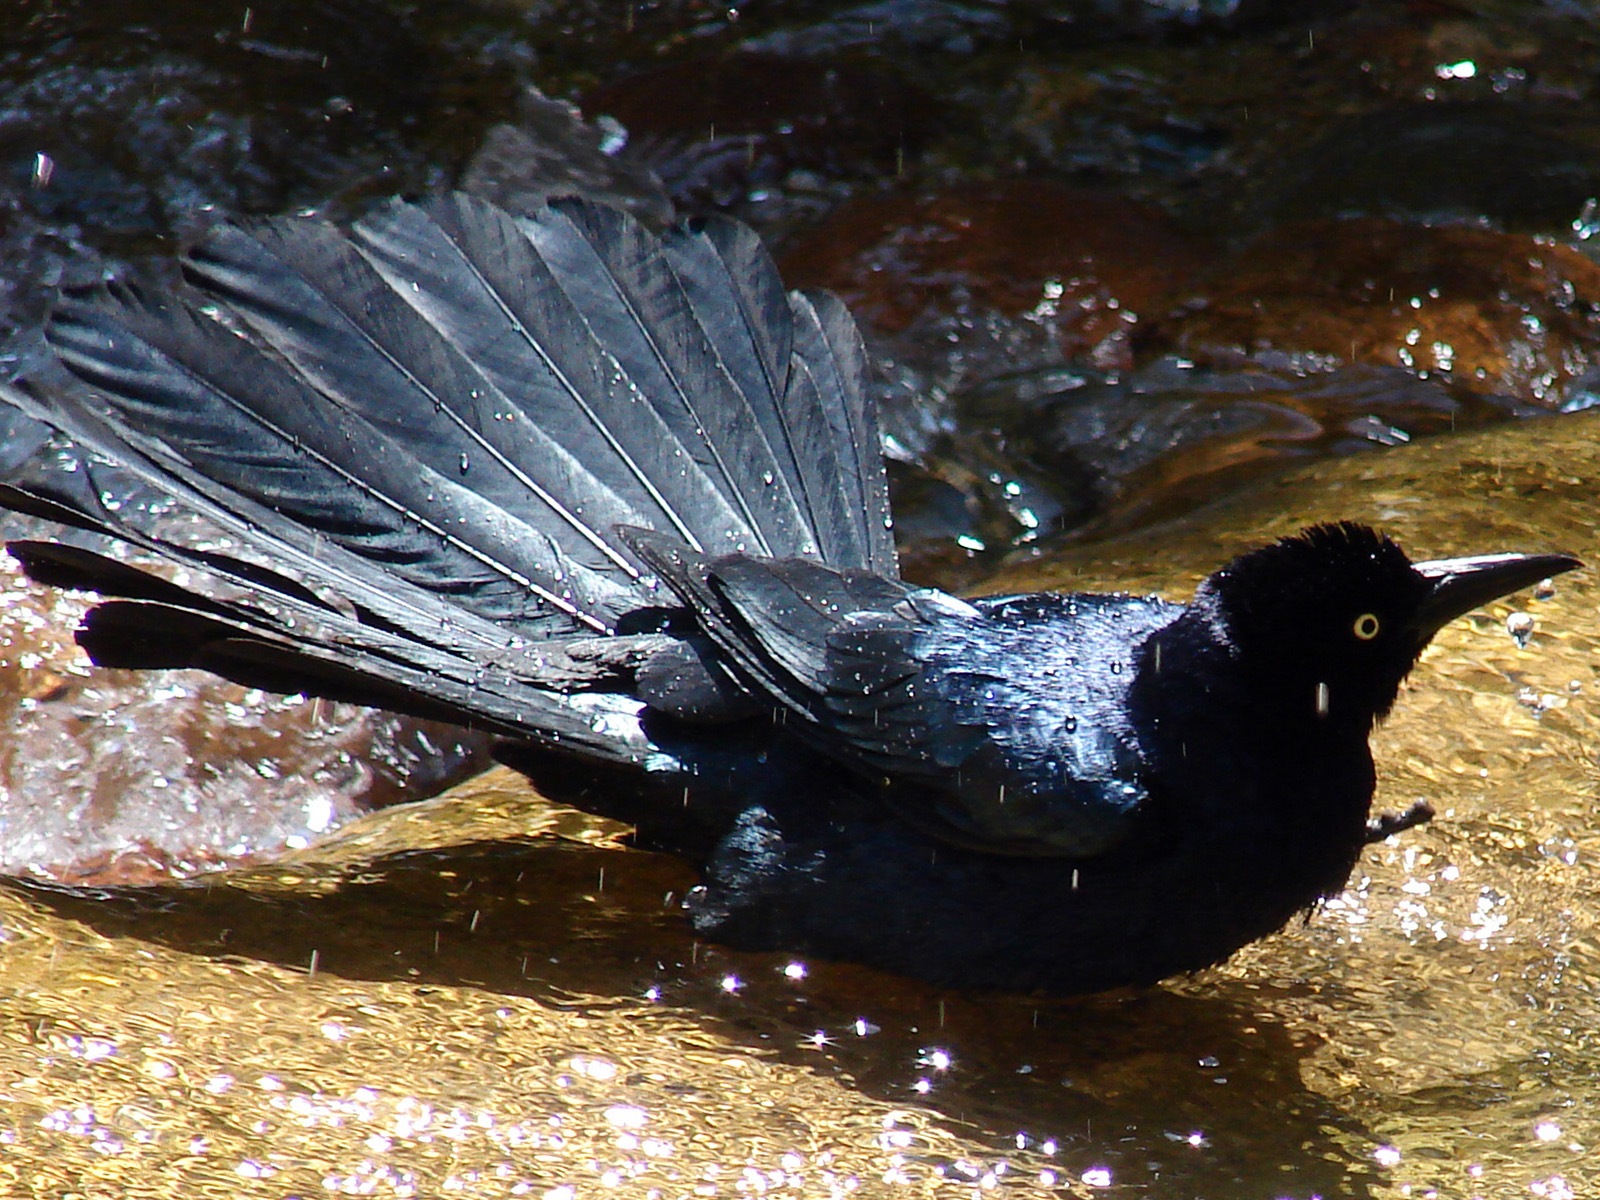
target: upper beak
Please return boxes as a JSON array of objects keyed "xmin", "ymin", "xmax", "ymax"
[{"xmin": 1411, "ymin": 551, "xmax": 1582, "ymax": 639}]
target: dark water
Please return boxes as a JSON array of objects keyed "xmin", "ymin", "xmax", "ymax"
[{"xmin": 2, "ymin": 2, "xmax": 1600, "ymax": 1196}]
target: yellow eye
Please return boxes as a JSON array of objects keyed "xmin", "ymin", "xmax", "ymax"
[{"xmin": 1353, "ymin": 613, "xmax": 1381, "ymax": 640}]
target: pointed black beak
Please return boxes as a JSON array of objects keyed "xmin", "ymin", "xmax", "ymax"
[{"xmin": 1411, "ymin": 551, "xmax": 1582, "ymax": 640}]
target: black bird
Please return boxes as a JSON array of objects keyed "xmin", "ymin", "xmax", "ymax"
[{"xmin": 0, "ymin": 194, "xmax": 1578, "ymax": 994}]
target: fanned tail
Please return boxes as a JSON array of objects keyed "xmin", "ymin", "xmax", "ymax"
[{"xmin": 1, "ymin": 193, "xmax": 894, "ymax": 752}]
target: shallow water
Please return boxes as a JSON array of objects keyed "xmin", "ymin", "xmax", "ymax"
[
  {"xmin": 5, "ymin": 2, "xmax": 1600, "ymax": 1196},
  {"xmin": 3, "ymin": 411, "xmax": 1598, "ymax": 1199}
]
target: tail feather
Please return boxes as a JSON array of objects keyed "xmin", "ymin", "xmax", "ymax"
[
  {"xmin": 45, "ymin": 283, "xmax": 612, "ymax": 636},
  {"xmin": 778, "ymin": 290, "xmax": 896, "ymax": 574},
  {"xmin": 7, "ymin": 535, "xmax": 667, "ymax": 764},
  {"xmin": 793, "ymin": 291, "xmax": 896, "ymax": 576},
  {"xmin": 352, "ymin": 196, "xmax": 787, "ymax": 562},
  {"xmin": 652, "ymin": 212, "xmax": 821, "ymax": 554},
  {"xmin": 186, "ymin": 216, "xmax": 651, "ymax": 597},
  {"xmin": 523, "ymin": 201, "xmax": 806, "ymax": 558},
  {"xmin": 3, "ymin": 193, "xmax": 894, "ymax": 754},
  {"xmin": 0, "ymin": 380, "xmax": 599, "ymax": 700}
]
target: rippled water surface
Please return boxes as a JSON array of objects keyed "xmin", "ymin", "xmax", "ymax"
[
  {"xmin": 3, "ymin": 412, "xmax": 1598, "ymax": 1198},
  {"xmin": 5, "ymin": 2, "xmax": 1600, "ymax": 1197}
]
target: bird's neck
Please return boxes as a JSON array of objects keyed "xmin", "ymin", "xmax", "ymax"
[{"xmin": 1130, "ymin": 607, "xmax": 1376, "ymax": 878}]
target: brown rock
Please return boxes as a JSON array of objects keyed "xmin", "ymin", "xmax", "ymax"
[
  {"xmin": 781, "ymin": 180, "xmax": 1210, "ymax": 371},
  {"xmin": 1157, "ymin": 218, "xmax": 1600, "ymax": 406}
]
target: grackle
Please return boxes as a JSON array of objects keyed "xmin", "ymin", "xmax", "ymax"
[{"xmin": 0, "ymin": 195, "xmax": 1578, "ymax": 994}]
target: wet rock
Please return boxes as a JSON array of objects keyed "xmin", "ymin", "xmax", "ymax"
[
  {"xmin": 782, "ymin": 180, "xmax": 1208, "ymax": 374},
  {"xmin": 1255, "ymin": 102, "xmax": 1600, "ymax": 231},
  {"xmin": 581, "ymin": 52, "xmax": 934, "ymax": 223},
  {"xmin": 779, "ymin": 181, "xmax": 1217, "ymax": 562},
  {"xmin": 1155, "ymin": 218, "xmax": 1600, "ymax": 408},
  {"xmin": 0, "ymin": 550, "xmax": 489, "ymax": 885},
  {"xmin": 0, "ymin": 0, "xmax": 552, "ymax": 339},
  {"xmin": 956, "ymin": 357, "xmax": 1532, "ymax": 545},
  {"xmin": 459, "ymin": 87, "xmax": 675, "ymax": 228},
  {"xmin": 739, "ymin": 1, "xmax": 1012, "ymax": 57},
  {"xmin": 8, "ymin": 406, "xmax": 1599, "ymax": 1200},
  {"xmin": 0, "ymin": 0, "xmax": 488, "ymax": 247}
]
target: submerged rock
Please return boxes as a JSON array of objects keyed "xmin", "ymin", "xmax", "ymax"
[{"xmin": 1155, "ymin": 218, "xmax": 1600, "ymax": 409}]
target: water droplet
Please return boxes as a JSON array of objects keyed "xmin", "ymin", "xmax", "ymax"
[
  {"xmin": 1506, "ymin": 611, "xmax": 1536, "ymax": 648},
  {"xmin": 459, "ymin": 452, "xmax": 470, "ymax": 473}
]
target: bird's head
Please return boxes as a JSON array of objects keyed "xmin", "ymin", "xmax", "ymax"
[{"xmin": 1194, "ymin": 522, "xmax": 1580, "ymax": 730}]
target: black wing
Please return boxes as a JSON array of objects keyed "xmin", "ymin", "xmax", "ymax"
[{"xmin": 628, "ymin": 531, "xmax": 1173, "ymax": 856}]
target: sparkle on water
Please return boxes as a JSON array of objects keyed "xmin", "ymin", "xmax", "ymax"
[{"xmin": 4, "ymin": 415, "xmax": 1600, "ymax": 1197}]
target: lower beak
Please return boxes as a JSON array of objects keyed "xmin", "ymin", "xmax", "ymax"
[{"xmin": 1411, "ymin": 551, "xmax": 1582, "ymax": 640}]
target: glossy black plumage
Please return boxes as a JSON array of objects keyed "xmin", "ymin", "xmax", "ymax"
[{"xmin": 0, "ymin": 194, "xmax": 1578, "ymax": 994}]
